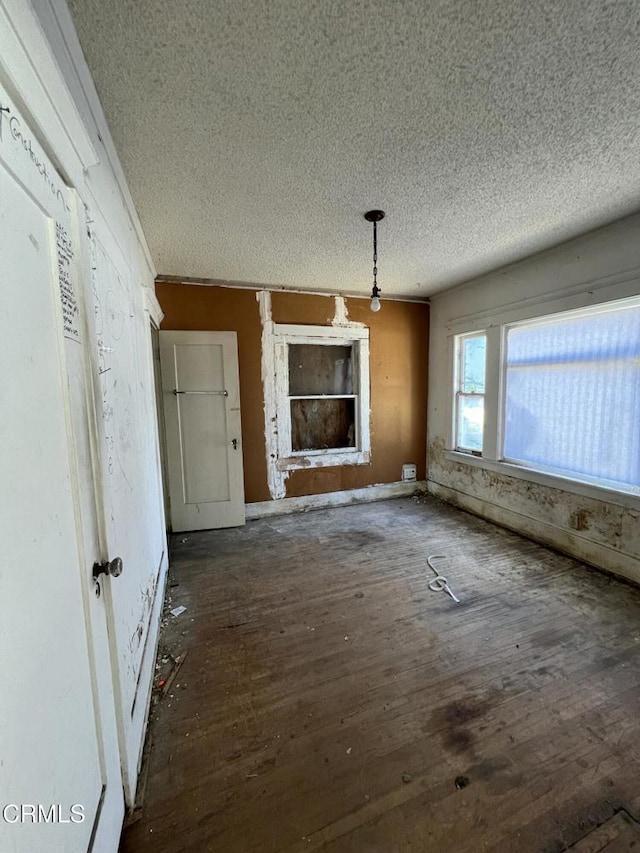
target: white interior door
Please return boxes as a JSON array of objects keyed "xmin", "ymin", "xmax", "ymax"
[
  {"xmin": 0, "ymin": 96, "xmax": 120, "ymax": 851},
  {"xmin": 160, "ymin": 331, "xmax": 246, "ymax": 530}
]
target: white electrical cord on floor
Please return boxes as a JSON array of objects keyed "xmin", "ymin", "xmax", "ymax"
[{"xmin": 427, "ymin": 554, "xmax": 461, "ymax": 604}]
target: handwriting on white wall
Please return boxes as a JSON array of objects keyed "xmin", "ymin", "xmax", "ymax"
[{"xmin": 56, "ymin": 222, "xmax": 81, "ymax": 343}]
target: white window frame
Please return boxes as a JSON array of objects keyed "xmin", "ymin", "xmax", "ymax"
[
  {"xmin": 446, "ymin": 295, "xmax": 640, "ymax": 508},
  {"xmin": 273, "ymin": 323, "xmax": 370, "ymax": 470},
  {"xmin": 453, "ymin": 331, "xmax": 487, "ymax": 455},
  {"xmin": 498, "ymin": 299, "xmax": 640, "ymax": 493}
]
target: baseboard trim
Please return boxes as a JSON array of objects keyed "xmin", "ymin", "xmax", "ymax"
[
  {"xmin": 246, "ymin": 481, "xmax": 426, "ymax": 520},
  {"xmin": 128, "ymin": 547, "xmax": 169, "ymax": 806},
  {"xmin": 427, "ymin": 479, "xmax": 640, "ymax": 586}
]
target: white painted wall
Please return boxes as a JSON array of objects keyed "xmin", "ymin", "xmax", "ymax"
[
  {"xmin": 0, "ymin": 0, "xmax": 168, "ymax": 828},
  {"xmin": 428, "ymin": 212, "xmax": 640, "ymax": 584},
  {"xmin": 30, "ymin": 0, "xmax": 168, "ymax": 799}
]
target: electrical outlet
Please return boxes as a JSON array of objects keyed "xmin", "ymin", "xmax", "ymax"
[{"xmin": 402, "ymin": 463, "xmax": 417, "ymax": 482}]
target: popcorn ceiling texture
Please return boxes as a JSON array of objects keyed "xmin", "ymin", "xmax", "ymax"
[{"xmin": 68, "ymin": 0, "xmax": 640, "ymax": 297}]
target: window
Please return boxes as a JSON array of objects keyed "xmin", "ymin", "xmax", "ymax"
[
  {"xmin": 454, "ymin": 332, "xmax": 486, "ymax": 453},
  {"xmin": 274, "ymin": 324, "xmax": 370, "ymax": 469},
  {"xmin": 450, "ymin": 297, "xmax": 640, "ymax": 497},
  {"xmin": 288, "ymin": 344, "xmax": 356, "ymax": 451},
  {"xmin": 503, "ymin": 302, "xmax": 640, "ymax": 491}
]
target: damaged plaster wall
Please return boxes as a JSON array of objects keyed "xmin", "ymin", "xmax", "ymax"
[
  {"xmin": 258, "ymin": 290, "xmax": 288, "ymax": 500},
  {"xmin": 156, "ymin": 282, "xmax": 429, "ymax": 502},
  {"xmin": 272, "ymin": 291, "xmax": 429, "ymax": 499},
  {"xmin": 258, "ymin": 290, "xmax": 369, "ymax": 499},
  {"xmin": 428, "ymin": 212, "xmax": 640, "ymax": 583}
]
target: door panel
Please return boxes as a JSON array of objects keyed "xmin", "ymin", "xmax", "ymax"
[
  {"xmin": 85, "ymin": 226, "xmax": 167, "ymax": 802},
  {"xmin": 182, "ymin": 393, "xmax": 231, "ymax": 503},
  {"xmin": 160, "ymin": 331, "xmax": 245, "ymax": 530},
  {"xmin": 0, "ymin": 149, "xmax": 103, "ymax": 853}
]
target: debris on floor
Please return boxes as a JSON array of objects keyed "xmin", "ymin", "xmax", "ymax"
[
  {"xmin": 151, "ymin": 646, "xmax": 188, "ymax": 707},
  {"xmin": 427, "ymin": 554, "xmax": 461, "ymax": 604},
  {"xmin": 161, "ymin": 652, "xmax": 188, "ymax": 698},
  {"xmin": 170, "ymin": 605, "xmax": 187, "ymax": 617}
]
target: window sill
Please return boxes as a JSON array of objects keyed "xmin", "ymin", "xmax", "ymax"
[
  {"xmin": 442, "ymin": 450, "xmax": 640, "ymax": 512},
  {"xmin": 277, "ymin": 450, "xmax": 370, "ymax": 471}
]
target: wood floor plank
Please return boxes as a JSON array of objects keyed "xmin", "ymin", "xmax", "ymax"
[{"xmin": 120, "ymin": 497, "xmax": 640, "ymax": 853}]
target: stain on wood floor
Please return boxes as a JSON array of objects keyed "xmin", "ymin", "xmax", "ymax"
[{"xmin": 119, "ymin": 496, "xmax": 640, "ymax": 853}]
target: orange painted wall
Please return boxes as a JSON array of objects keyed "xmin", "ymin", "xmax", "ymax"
[
  {"xmin": 156, "ymin": 283, "xmax": 429, "ymax": 503},
  {"xmin": 156, "ymin": 283, "xmax": 270, "ymax": 502}
]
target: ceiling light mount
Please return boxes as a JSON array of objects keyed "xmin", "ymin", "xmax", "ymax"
[{"xmin": 364, "ymin": 210, "xmax": 385, "ymax": 312}]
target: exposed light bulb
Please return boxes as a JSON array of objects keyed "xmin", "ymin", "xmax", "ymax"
[{"xmin": 364, "ymin": 210, "xmax": 385, "ymax": 313}]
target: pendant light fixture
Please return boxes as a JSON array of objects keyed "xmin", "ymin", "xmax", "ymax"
[{"xmin": 364, "ymin": 209, "xmax": 385, "ymax": 312}]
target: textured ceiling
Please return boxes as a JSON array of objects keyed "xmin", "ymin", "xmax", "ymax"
[{"xmin": 67, "ymin": 0, "xmax": 640, "ymax": 298}]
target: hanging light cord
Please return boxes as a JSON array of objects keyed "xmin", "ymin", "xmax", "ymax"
[
  {"xmin": 364, "ymin": 209, "xmax": 384, "ymax": 310},
  {"xmin": 372, "ymin": 220, "xmax": 380, "ymax": 297}
]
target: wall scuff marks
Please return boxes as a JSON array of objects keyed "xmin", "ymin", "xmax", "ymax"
[{"xmin": 258, "ymin": 290, "xmax": 288, "ymax": 500}]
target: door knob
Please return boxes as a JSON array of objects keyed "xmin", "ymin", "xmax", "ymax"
[
  {"xmin": 93, "ymin": 557, "xmax": 123, "ymax": 580},
  {"xmin": 231, "ymin": 438, "xmax": 238, "ymax": 450}
]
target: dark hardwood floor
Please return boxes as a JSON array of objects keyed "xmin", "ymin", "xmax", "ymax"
[{"xmin": 120, "ymin": 496, "xmax": 640, "ymax": 853}]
